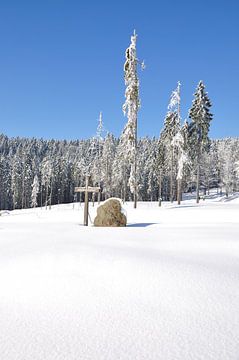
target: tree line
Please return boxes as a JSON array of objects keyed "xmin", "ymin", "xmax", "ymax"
[{"xmin": 0, "ymin": 130, "xmax": 238, "ymax": 210}]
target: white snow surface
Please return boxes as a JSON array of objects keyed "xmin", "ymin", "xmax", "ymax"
[{"xmin": 0, "ymin": 193, "xmax": 239, "ymax": 360}]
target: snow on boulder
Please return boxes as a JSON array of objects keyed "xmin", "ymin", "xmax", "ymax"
[{"xmin": 94, "ymin": 198, "xmax": 127, "ymax": 227}]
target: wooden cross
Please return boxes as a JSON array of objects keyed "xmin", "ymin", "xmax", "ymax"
[{"xmin": 75, "ymin": 175, "xmax": 100, "ymax": 226}]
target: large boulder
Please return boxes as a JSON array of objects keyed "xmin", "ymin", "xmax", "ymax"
[{"xmin": 94, "ymin": 198, "xmax": 127, "ymax": 227}]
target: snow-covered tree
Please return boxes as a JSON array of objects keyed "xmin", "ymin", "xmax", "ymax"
[
  {"xmin": 172, "ymin": 130, "xmax": 188, "ymax": 204},
  {"xmin": 156, "ymin": 137, "xmax": 166, "ymax": 206},
  {"xmin": 112, "ymin": 136, "xmax": 128, "ymax": 202},
  {"xmin": 122, "ymin": 30, "xmax": 144, "ymax": 208},
  {"xmin": 31, "ymin": 174, "xmax": 39, "ymax": 208},
  {"xmin": 101, "ymin": 133, "xmax": 116, "ymax": 199},
  {"xmin": 96, "ymin": 111, "xmax": 104, "ymax": 140},
  {"xmin": 160, "ymin": 82, "xmax": 181, "ymax": 202},
  {"xmin": 217, "ymin": 138, "xmax": 238, "ymax": 197},
  {"xmin": 188, "ymin": 81, "xmax": 213, "ymax": 203},
  {"xmin": 41, "ymin": 157, "xmax": 54, "ymax": 209}
]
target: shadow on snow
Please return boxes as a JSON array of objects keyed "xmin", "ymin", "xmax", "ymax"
[{"xmin": 127, "ymin": 222, "xmax": 158, "ymax": 228}]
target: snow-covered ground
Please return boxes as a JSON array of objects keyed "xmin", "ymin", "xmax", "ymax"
[{"xmin": 0, "ymin": 193, "xmax": 239, "ymax": 360}]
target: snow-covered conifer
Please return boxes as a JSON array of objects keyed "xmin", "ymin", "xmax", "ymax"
[
  {"xmin": 160, "ymin": 82, "xmax": 181, "ymax": 202},
  {"xmin": 122, "ymin": 30, "xmax": 144, "ymax": 208},
  {"xmin": 31, "ymin": 174, "xmax": 39, "ymax": 208},
  {"xmin": 172, "ymin": 130, "xmax": 188, "ymax": 204},
  {"xmin": 188, "ymin": 81, "xmax": 213, "ymax": 203}
]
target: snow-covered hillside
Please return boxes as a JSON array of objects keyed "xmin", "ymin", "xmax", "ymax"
[{"xmin": 0, "ymin": 195, "xmax": 239, "ymax": 360}]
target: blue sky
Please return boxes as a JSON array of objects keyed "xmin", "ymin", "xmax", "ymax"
[{"xmin": 0, "ymin": 0, "xmax": 238, "ymax": 140}]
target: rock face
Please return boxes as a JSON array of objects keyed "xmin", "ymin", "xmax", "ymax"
[{"xmin": 94, "ymin": 198, "xmax": 127, "ymax": 227}]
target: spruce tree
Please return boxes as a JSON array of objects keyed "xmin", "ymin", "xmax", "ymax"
[
  {"xmin": 160, "ymin": 83, "xmax": 181, "ymax": 202},
  {"xmin": 31, "ymin": 174, "xmax": 39, "ymax": 208},
  {"xmin": 188, "ymin": 81, "xmax": 213, "ymax": 203},
  {"xmin": 122, "ymin": 30, "xmax": 144, "ymax": 208}
]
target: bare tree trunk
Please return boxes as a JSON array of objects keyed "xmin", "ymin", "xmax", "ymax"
[
  {"xmin": 170, "ymin": 147, "xmax": 174, "ymax": 202},
  {"xmin": 158, "ymin": 172, "xmax": 162, "ymax": 207},
  {"xmin": 45, "ymin": 182, "xmax": 48, "ymax": 210},
  {"xmin": 134, "ymin": 117, "xmax": 137, "ymax": 209},
  {"xmin": 41, "ymin": 184, "xmax": 43, "ymax": 209},
  {"xmin": 196, "ymin": 161, "xmax": 200, "ymax": 203},
  {"xmin": 177, "ymin": 178, "xmax": 181, "ymax": 205},
  {"xmin": 226, "ymin": 186, "xmax": 229, "ymax": 198},
  {"xmin": 22, "ymin": 178, "xmax": 25, "ymax": 209},
  {"xmin": 49, "ymin": 180, "xmax": 52, "ymax": 210},
  {"xmin": 13, "ymin": 197, "xmax": 15, "ymax": 210},
  {"xmin": 123, "ymin": 163, "xmax": 127, "ymax": 204}
]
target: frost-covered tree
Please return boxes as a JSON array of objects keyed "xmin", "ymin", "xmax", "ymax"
[
  {"xmin": 122, "ymin": 30, "xmax": 144, "ymax": 208},
  {"xmin": 112, "ymin": 136, "xmax": 129, "ymax": 202},
  {"xmin": 172, "ymin": 130, "xmax": 188, "ymax": 205},
  {"xmin": 217, "ymin": 138, "xmax": 238, "ymax": 197},
  {"xmin": 41, "ymin": 157, "xmax": 54, "ymax": 209},
  {"xmin": 0, "ymin": 155, "xmax": 11, "ymax": 210},
  {"xmin": 188, "ymin": 81, "xmax": 213, "ymax": 203},
  {"xmin": 156, "ymin": 137, "xmax": 166, "ymax": 206},
  {"xmin": 11, "ymin": 151, "xmax": 23, "ymax": 210},
  {"xmin": 96, "ymin": 111, "xmax": 104, "ymax": 140},
  {"xmin": 160, "ymin": 83, "xmax": 181, "ymax": 202},
  {"xmin": 31, "ymin": 174, "xmax": 39, "ymax": 208},
  {"xmin": 88, "ymin": 113, "xmax": 105, "ymax": 203},
  {"xmin": 101, "ymin": 133, "xmax": 116, "ymax": 199}
]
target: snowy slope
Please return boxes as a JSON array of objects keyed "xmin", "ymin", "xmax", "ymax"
[{"xmin": 0, "ymin": 195, "xmax": 239, "ymax": 360}]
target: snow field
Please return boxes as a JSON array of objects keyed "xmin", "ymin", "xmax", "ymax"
[{"xmin": 0, "ymin": 196, "xmax": 239, "ymax": 359}]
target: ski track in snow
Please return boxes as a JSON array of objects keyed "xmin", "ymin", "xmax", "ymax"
[{"xmin": 0, "ymin": 195, "xmax": 239, "ymax": 360}]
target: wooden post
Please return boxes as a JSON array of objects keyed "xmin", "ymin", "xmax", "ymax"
[
  {"xmin": 84, "ymin": 176, "xmax": 89, "ymax": 226},
  {"xmin": 75, "ymin": 175, "xmax": 100, "ymax": 226}
]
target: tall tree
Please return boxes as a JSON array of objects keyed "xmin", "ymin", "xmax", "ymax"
[
  {"xmin": 122, "ymin": 30, "xmax": 144, "ymax": 208},
  {"xmin": 188, "ymin": 81, "xmax": 213, "ymax": 203},
  {"xmin": 156, "ymin": 137, "xmax": 166, "ymax": 206},
  {"xmin": 160, "ymin": 83, "xmax": 181, "ymax": 202},
  {"xmin": 101, "ymin": 133, "xmax": 116, "ymax": 199},
  {"xmin": 172, "ymin": 130, "xmax": 188, "ymax": 205},
  {"xmin": 31, "ymin": 174, "xmax": 39, "ymax": 208}
]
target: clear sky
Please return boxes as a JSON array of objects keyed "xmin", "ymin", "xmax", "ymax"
[{"xmin": 0, "ymin": 0, "xmax": 238, "ymax": 140}]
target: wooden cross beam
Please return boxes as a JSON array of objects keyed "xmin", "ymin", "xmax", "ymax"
[{"xmin": 75, "ymin": 175, "xmax": 100, "ymax": 226}]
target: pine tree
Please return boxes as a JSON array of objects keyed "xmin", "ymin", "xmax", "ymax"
[{"xmin": 188, "ymin": 81, "xmax": 213, "ymax": 203}]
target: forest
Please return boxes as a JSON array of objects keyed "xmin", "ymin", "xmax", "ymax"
[{"xmin": 0, "ymin": 131, "xmax": 238, "ymax": 210}]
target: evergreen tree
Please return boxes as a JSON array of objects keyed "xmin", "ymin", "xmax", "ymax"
[
  {"xmin": 188, "ymin": 81, "xmax": 213, "ymax": 203},
  {"xmin": 172, "ymin": 130, "xmax": 188, "ymax": 204},
  {"xmin": 112, "ymin": 136, "xmax": 128, "ymax": 202},
  {"xmin": 101, "ymin": 133, "xmax": 116, "ymax": 199},
  {"xmin": 156, "ymin": 137, "xmax": 166, "ymax": 206},
  {"xmin": 122, "ymin": 30, "xmax": 144, "ymax": 208},
  {"xmin": 31, "ymin": 174, "xmax": 39, "ymax": 208},
  {"xmin": 160, "ymin": 83, "xmax": 181, "ymax": 202}
]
